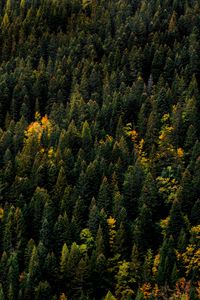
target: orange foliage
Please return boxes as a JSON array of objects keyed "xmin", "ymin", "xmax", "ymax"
[
  {"xmin": 24, "ymin": 113, "xmax": 52, "ymax": 143},
  {"xmin": 107, "ymin": 216, "xmax": 116, "ymax": 250},
  {"xmin": 41, "ymin": 115, "xmax": 49, "ymax": 128},
  {"xmin": 127, "ymin": 128, "xmax": 149, "ymax": 169},
  {"xmin": 174, "ymin": 278, "xmax": 190, "ymax": 300},
  {"xmin": 130, "ymin": 130, "xmax": 138, "ymax": 142},
  {"xmin": 140, "ymin": 283, "xmax": 152, "ymax": 299},
  {"xmin": 140, "ymin": 283, "xmax": 160, "ymax": 299},
  {"xmin": 0, "ymin": 207, "xmax": 4, "ymax": 219},
  {"xmin": 177, "ymin": 147, "xmax": 184, "ymax": 158}
]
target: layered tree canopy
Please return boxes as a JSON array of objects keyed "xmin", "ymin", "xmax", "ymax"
[{"xmin": 0, "ymin": 0, "xmax": 200, "ymax": 299}]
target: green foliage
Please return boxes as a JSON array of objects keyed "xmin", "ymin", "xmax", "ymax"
[
  {"xmin": 115, "ymin": 261, "xmax": 134, "ymax": 299},
  {"xmin": 60, "ymin": 243, "xmax": 69, "ymax": 279},
  {"xmin": 0, "ymin": 0, "xmax": 200, "ymax": 299},
  {"xmin": 0, "ymin": 283, "xmax": 5, "ymax": 300},
  {"xmin": 82, "ymin": 0, "xmax": 92, "ymax": 10},
  {"xmin": 104, "ymin": 291, "xmax": 117, "ymax": 300},
  {"xmin": 80, "ymin": 228, "xmax": 94, "ymax": 251}
]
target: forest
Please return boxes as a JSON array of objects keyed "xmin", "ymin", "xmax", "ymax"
[{"xmin": 0, "ymin": 0, "xmax": 200, "ymax": 299}]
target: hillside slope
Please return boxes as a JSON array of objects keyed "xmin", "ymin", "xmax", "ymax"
[{"xmin": 0, "ymin": 0, "xmax": 200, "ymax": 299}]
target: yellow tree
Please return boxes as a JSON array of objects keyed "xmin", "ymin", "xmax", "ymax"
[
  {"xmin": 24, "ymin": 113, "xmax": 52, "ymax": 144},
  {"xmin": 107, "ymin": 216, "xmax": 116, "ymax": 252},
  {"xmin": 124, "ymin": 124, "xmax": 148, "ymax": 171},
  {"xmin": 181, "ymin": 225, "xmax": 200, "ymax": 278}
]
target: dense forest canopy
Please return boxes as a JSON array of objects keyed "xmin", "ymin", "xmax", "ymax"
[{"xmin": 0, "ymin": 0, "xmax": 200, "ymax": 299}]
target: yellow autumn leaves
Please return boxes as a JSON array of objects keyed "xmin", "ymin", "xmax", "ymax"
[
  {"xmin": 24, "ymin": 112, "xmax": 53, "ymax": 145},
  {"xmin": 124, "ymin": 125, "xmax": 148, "ymax": 169},
  {"xmin": 0, "ymin": 207, "xmax": 4, "ymax": 219},
  {"xmin": 140, "ymin": 283, "xmax": 160, "ymax": 299},
  {"xmin": 158, "ymin": 114, "xmax": 184, "ymax": 160},
  {"xmin": 177, "ymin": 225, "xmax": 200, "ymax": 276},
  {"xmin": 125, "ymin": 113, "xmax": 184, "ymax": 175},
  {"xmin": 107, "ymin": 216, "xmax": 116, "ymax": 250}
]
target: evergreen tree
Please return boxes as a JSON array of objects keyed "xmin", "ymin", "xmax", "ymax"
[
  {"xmin": 73, "ymin": 255, "xmax": 91, "ymax": 299},
  {"xmin": 0, "ymin": 283, "xmax": 5, "ymax": 300},
  {"xmin": 133, "ymin": 204, "xmax": 154, "ymax": 254},
  {"xmin": 122, "ymin": 164, "xmax": 143, "ymax": 219},
  {"xmin": 191, "ymin": 199, "xmax": 200, "ymax": 225},
  {"xmin": 88, "ymin": 198, "xmax": 100, "ymax": 236},
  {"xmin": 0, "ymin": 1, "xmax": 200, "ymax": 298},
  {"xmin": 60, "ymin": 243, "xmax": 69, "ymax": 282},
  {"xmin": 97, "ymin": 177, "xmax": 112, "ymax": 214},
  {"xmin": 167, "ymin": 200, "xmax": 185, "ymax": 240},
  {"xmin": 157, "ymin": 236, "xmax": 176, "ymax": 286}
]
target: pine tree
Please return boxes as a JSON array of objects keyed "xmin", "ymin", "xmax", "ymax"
[
  {"xmin": 1, "ymin": 1, "xmax": 200, "ymax": 298},
  {"xmin": 130, "ymin": 244, "xmax": 141, "ymax": 286},
  {"xmin": 66, "ymin": 242, "xmax": 80, "ymax": 294},
  {"xmin": 24, "ymin": 245, "xmax": 40, "ymax": 299},
  {"xmin": 72, "ymin": 196, "xmax": 87, "ymax": 232},
  {"xmin": 2, "ymin": 13, "xmax": 9, "ymax": 27},
  {"xmin": 96, "ymin": 225, "xmax": 105, "ymax": 257},
  {"xmin": 139, "ymin": 172, "xmax": 160, "ymax": 219},
  {"xmin": 191, "ymin": 199, "xmax": 200, "ymax": 225},
  {"xmin": 0, "ymin": 252, "xmax": 8, "ymax": 294},
  {"xmin": 34, "ymin": 281, "xmax": 52, "ymax": 300},
  {"xmin": 92, "ymin": 253, "xmax": 107, "ymax": 299},
  {"xmin": 114, "ymin": 222, "xmax": 128, "ymax": 259},
  {"xmin": 133, "ymin": 204, "xmax": 154, "ymax": 254},
  {"xmin": 178, "ymin": 168, "xmax": 194, "ymax": 214},
  {"xmin": 53, "ymin": 214, "xmax": 70, "ymax": 256},
  {"xmin": 37, "ymin": 241, "xmax": 48, "ymax": 276},
  {"xmin": 104, "ymin": 291, "xmax": 117, "ymax": 300},
  {"xmin": 44, "ymin": 252, "xmax": 58, "ymax": 290},
  {"xmin": 28, "ymin": 245, "xmax": 40, "ymax": 284},
  {"xmin": 122, "ymin": 164, "xmax": 143, "ymax": 219},
  {"xmin": 167, "ymin": 200, "xmax": 185, "ymax": 240},
  {"xmin": 54, "ymin": 166, "xmax": 67, "ymax": 201},
  {"xmin": 73, "ymin": 255, "xmax": 91, "ymax": 298},
  {"xmin": 40, "ymin": 218, "xmax": 51, "ymax": 249},
  {"xmin": 60, "ymin": 243, "xmax": 69, "ymax": 282},
  {"xmin": 88, "ymin": 198, "xmax": 100, "ymax": 236},
  {"xmin": 157, "ymin": 236, "xmax": 176, "ymax": 286},
  {"xmin": 97, "ymin": 177, "xmax": 112, "ymax": 214},
  {"xmin": 30, "ymin": 187, "xmax": 48, "ymax": 240},
  {"xmin": 81, "ymin": 120, "xmax": 93, "ymax": 156},
  {"xmin": 0, "ymin": 283, "xmax": 5, "ymax": 300}
]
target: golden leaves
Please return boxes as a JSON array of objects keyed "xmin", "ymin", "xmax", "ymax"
[
  {"xmin": 60, "ymin": 293, "xmax": 68, "ymax": 300},
  {"xmin": 160, "ymin": 217, "xmax": 169, "ymax": 237},
  {"xmin": 107, "ymin": 216, "xmax": 116, "ymax": 226},
  {"xmin": 140, "ymin": 283, "xmax": 152, "ymax": 299},
  {"xmin": 152, "ymin": 254, "xmax": 160, "ymax": 277},
  {"xmin": 177, "ymin": 148, "xmax": 184, "ymax": 158},
  {"xmin": 0, "ymin": 207, "xmax": 4, "ymax": 219},
  {"xmin": 191, "ymin": 224, "xmax": 200, "ymax": 236},
  {"xmin": 177, "ymin": 226, "xmax": 200, "ymax": 276},
  {"xmin": 140, "ymin": 283, "xmax": 160, "ymax": 299},
  {"xmin": 158, "ymin": 125, "xmax": 173, "ymax": 143},
  {"xmin": 24, "ymin": 112, "xmax": 52, "ymax": 143},
  {"xmin": 125, "ymin": 125, "xmax": 149, "ymax": 170},
  {"xmin": 182, "ymin": 246, "xmax": 200, "ymax": 276},
  {"xmin": 156, "ymin": 176, "xmax": 178, "ymax": 202},
  {"xmin": 168, "ymin": 11, "xmax": 177, "ymax": 32},
  {"xmin": 129, "ymin": 130, "xmax": 138, "ymax": 143},
  {"xmin": 82, "ymin": 0, "xmax": 92, "ymax": 9},
  {"xmin": 48, "ymin": 147, "xmax": 55, "ymax": 159},
  {"xmin": 107, "ymin": 216, "xmax": 116, "ymax": 249}
]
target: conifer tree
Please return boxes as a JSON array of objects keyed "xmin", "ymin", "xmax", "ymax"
[
  {"xmin": 97, "ymin": 177, "xmax": 112, "ymax": 214},
  {"xmin": 167, "ymin": 200, "xmax": 185, "ymax": 240}
]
